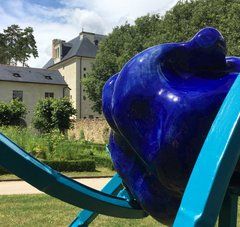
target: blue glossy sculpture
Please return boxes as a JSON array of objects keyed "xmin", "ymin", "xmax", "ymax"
[
  {"xmin": 0, "ymin": 27, "xmax": 240, "ymax": 227},
  {"xmin": 102, "ymin": 27, "xmax": 240, "ymax": 225}
]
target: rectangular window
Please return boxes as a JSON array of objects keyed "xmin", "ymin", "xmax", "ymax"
[
  {"xmin": 45, "ymin": 92, "xmax": 54, "ymax": 98},
  {"xmin": 13, "ymin": 90, "xmax": 23, "ymax": 101}
]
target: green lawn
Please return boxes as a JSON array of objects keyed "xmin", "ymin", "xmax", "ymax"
[
  {"xmin": 1, "ymin": 194, "xmax": 239, "ymax": 226},
  {"xmin": 1, "ymin": 194, "xmax": 240, "ymax": 226},
  {"xmin": 0, "ymin": 194, "xmax": 159, "ymax": 226}
]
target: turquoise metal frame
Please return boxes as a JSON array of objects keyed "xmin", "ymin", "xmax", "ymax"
[
  {"xmin": 70, "ymin": 174, "xmax": 123, "ymax": 226},
  {"xmin": 0, "ymin": 76, "xmax": 240, "ymax": 226},
  {"xmin": 0, "ymin": 134, "xmax": 146, "ymax": 219},
  {"xmin": 174, "ymin": 75, "xmax": 240, "ymax": 226}
]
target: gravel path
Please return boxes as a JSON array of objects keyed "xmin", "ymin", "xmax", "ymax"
[{"xmin": 0, "ymin": 177, "xmax": 111, "ymax": 195}]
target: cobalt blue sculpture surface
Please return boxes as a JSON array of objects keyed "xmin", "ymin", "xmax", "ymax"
[{"xmin": 102, "ymin": 27, "xmax": 240, "ymax": 225}]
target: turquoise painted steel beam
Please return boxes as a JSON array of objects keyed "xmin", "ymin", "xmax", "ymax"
[
  {"xmin": 0, "ymin": 134, "xmax": 146, "ymax": 219},
  {"xmin": 174, "ymin": 76, "xmax": 240, "ymax": 227},
  {"xmin": 70, "ymin": 174, "xmax": 124, "ymax": 227},
  {"xmin": 70, "ymin": 145, "xmax": 147, "ymax": 226}
]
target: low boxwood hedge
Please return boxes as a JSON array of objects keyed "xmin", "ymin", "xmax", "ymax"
[
  {"xmin": 94, "ymin": 155, "xmax": 114, "ymax": 170},
  {"xmin": 0, "ymin": 159, "xmax": 96, "ymax": 175},
  {"xmin": 47, "ymin": 152, "xmax": 114, "ymax": 170},
  {"xmin": 44, "ymin": 159, "xmax": 95, "ymax": 172}
]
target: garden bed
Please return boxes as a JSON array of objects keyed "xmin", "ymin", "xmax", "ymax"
[{"xmin": 0, "ymin": 126, "xmax": 114, "ymax": 174}]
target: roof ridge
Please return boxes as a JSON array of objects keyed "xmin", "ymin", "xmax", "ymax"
[
  {"xmin": 44, "ymin": 32, "xmax": 106, "ymax": 69},
  {"xmin": 95, "ymin": 33, "xmax": 106, "ymax": 36},
  {"xmin": 0, "ymin": 64, "xmax": 59, "ymax": 72},
  {"xmin": 0, "ymin": 64, "xmax": 67, "ymax": 85},
  {"xmin": 66, "ymin": 35, "xmax": 79, "ymax": 44}
]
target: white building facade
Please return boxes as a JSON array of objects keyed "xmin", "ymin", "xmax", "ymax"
[{"xmin": 44, "ymin": 31, "xmax": 106, "ymax": 119}]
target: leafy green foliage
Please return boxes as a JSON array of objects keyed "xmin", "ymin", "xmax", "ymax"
[
  {"xmin": 33, "ymin": 98, "xmax": 55, "ymax": 133},
  {"xmin": 85, "ymin": 0, "xmax": 240, "ymax": 113},
  {"xmin": 51, "ymin": 98, "xmax": 77, "ymax": 134},
  {"xmin": 17, "ymin": 26, "xmax": 39, "ymax": 66},
  {"xmin": 43, "ymin": 159, "xmax": 96, "ymax": 172},
  {"xmin": 0, "ymin": 159, "xmax": 96, "ymax": 174},
  {"xmin": 94, "ymin": 155, "xmax": 114, "ymax": 170},
  {"xmin": 0, "ymin": 33, "xmax": 8, "ymax": 64},
  {"xmin": 33, "ymin": 98, "xmax": 76, "ymax": 134},
  {"xmin": 0, "ymin": 126, "xmax": 113, "ymax": 171},
  {"xmin": 0, "ymin": 24, "xmax": 38, "ymax": 66},
  {"xmin": 0, "ymin": 99, "xmax": 27, "ymax": 126}
]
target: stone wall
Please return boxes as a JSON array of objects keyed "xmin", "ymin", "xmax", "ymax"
[{"xmin": 69, "ymin": 119, "xmax": 110, "ymax": 144}]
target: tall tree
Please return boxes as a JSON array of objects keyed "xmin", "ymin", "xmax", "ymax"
[
  {"xmin": 0, "ymin": 24, "xmax": 38, "ymax": 66},
  {"xmin": 84, "ymin": 0, "xmax": 240, "ymax": 113},
  {"xmin": 3, "ymin": 24, "xmax": 22, "ymax": 65},
  {"xmin": 84, "ymin": 15, "xmax": 164, "ymax": 113},
  {"xmin": 0, "ymin": 33, "xmax": 8, "ymax": 64},
  {"xmin": 18, "ymin": 27, "xmax": 38, "ymax": 67}
]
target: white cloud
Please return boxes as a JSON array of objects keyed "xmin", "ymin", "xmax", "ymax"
[
  {"xmin": 65, "ymin": 8, "xmax": 105, "ymax": 34},
  {"xmin": 0, "ymin": 0, "xmax": 178, "ymax": 68}
]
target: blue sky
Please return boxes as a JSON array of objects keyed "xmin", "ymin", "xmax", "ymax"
[
  {"xmin": 0, "ymin": 0, "xmax": 178, "ymax": 67},
  {"xmin": 26, "ymin": 0, "xmax": 64, "ymax": 8}
]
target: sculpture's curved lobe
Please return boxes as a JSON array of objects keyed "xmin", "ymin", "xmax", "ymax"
[{"xmin": 102, "ymin": 27, "xmax": 240, "ymax": 225}]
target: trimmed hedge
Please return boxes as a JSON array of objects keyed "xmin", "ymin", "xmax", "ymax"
[
  {"xmin": 44, "ymin": 159, "xmax": 95, "ymax": 172},
  {"xmin": 0, "ymin": 159, "xmax": 95, "ymax": 175},
  {"xmin": 46, "ymin": 152, "xmax": 114, "ymax": 170},
  {"xmin": 94, "ymin": 155, "xmax": 114, "ymax": 170}
]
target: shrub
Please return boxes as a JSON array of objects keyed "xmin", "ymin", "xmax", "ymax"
[
  {"xmin": 94, "ymin": 155, "xmax": 114, "ymax": 170},
  {"xmin": 0, "ymin": 159, "xmax": 96, "ymax": 175},
  {"xmin": 33, "ymin": 97, "xmax": 76, "ymax": 134},
  {"xmin": 0, "ymin": 100, "xmax": 27, "ymax": 126},
  {"xmin": 51, "ymin": 98, "xmax": 76, "ymax": 134},
  {"xmin": 44, "ymin": 159, "xmax": 96, "ymax": 172},
  {"xmin": 32, "ymin": 98, "xmax": 54, "ymax": 133}
]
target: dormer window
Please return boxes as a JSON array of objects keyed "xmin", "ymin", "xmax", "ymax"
[
  {"xmin": 12, "ymin": 73, "xmax": 21, "ymax": 77},
  {"xmin": 44, "ymin": 75, "xmax": 52, "ymax": 80}
]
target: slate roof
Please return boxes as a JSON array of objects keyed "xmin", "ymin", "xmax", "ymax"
[
  {"xmin": 0, "ymin": 64, "xmax": 67, "ymax": 85},
  {"xmin": 43, "ymin": 33, "xmax": 106, "ymax": 69}
]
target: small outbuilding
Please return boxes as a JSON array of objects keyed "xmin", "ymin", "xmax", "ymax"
[{"xmin": 0, "ymin": 64, "xmax": 69, "ymax": 125}]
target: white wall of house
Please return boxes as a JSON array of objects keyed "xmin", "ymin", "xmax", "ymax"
[
  {"xmin": 0, "ymin": 81, "xmax": 67, "ymax": 125},
  {"xmin": 51, "ymin": 57, "xmax": 80, "ymax": 118},
  {"xmin": 50, "ymin": 57, "xmax": 101, "ymax": 119},
  {"xmin": 80, "ymin": 57, "xmax": 101, "ymax": 118}
]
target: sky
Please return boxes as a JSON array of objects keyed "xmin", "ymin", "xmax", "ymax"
[{"xmin": 0, "ymin": 0, "xmax": 178, "ymax": 68}]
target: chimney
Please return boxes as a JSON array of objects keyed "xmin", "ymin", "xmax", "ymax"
[
  {"xmin": 52, "ymin": 39, "xmax": 61, "ymax": 58},
  {"xmin": 52, "ymin": 39, "xmax": 65, "ymax": 63}
]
